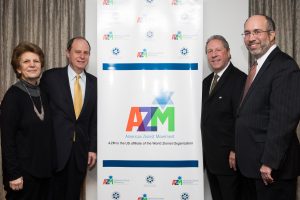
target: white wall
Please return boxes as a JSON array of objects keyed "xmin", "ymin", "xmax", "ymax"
[
  {"xmin": 85, "ymin": 0, "xmax": 98, "ymax": 76},
  {"xmin": 85, "ymin": 1, "xmax": 248, "ymax": 199},
  {"xmin": 203, "ymin": 0, "xmax": 249, "ymax": 78}
]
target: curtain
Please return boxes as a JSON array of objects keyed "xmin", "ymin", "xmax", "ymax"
[
  {"xmin": 0, "ymin": 0, "xmax": 85, "ymax": 198},
  {"xmin": 0, "ymin": 0, "xmax": 85, "ymax": 100},
  {"xmin": 249, "ymin": 1, "xmax": 300, "ymax": 199},
  {"xmin": 249, "ymin": 0, "xmax": 300, "ymax": 65}
]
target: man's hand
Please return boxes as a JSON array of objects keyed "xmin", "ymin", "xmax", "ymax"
[
  {"xmin": 88, "ymin": 152, "xmax": 97, "ymax": 170},
  {"xmin": 228, "ymin": 151, "xmax": 237, "ymax": 171},
  {"xmin": 260, "ymin": 164, "xmax": 274, "ymax": 185},
  {"xmin": 9, "ymin": 177, "xmax": 23, "ymax": 190}
]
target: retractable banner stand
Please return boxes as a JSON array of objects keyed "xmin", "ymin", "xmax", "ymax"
[{"xmin": 98, "ymin": 1, "xmax": 203, "ymax": 199}]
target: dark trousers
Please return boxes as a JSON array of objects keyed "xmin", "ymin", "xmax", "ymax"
[
  {"xmin": 49, "ymin": 149, "xmax": 86, "ymax": 200},
  {"xmin": 241, "ymin": 176, "xmax": 297, "ymax": 200},
  {"xmin": 4, "ymin": 172, "xmax": 50, "ymax": 200},
  {"xmin": 206, "ymin": 168, "xmax": 241, "ymax": 200}
]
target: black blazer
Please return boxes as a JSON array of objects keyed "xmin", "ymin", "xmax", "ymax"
[
  {"xmin": 0, "ymin": 86, "xmax": 55, "ymax": 183},
  {"xmin": 201, "ymin": 63, "xmax": 246, "ymax": 175},
  {"xmin": 236, "ymin": 47, "xmax": 300, "ymax": 179},
  {"xmin": 40, "ymin": 66, "xmax": 97, "ymax": 172}
]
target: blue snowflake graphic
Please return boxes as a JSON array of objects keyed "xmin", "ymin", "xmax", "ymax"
[
  {"xmin": 180, "ymin": 47, "xmax": 189, "ymax": 56},
  {"xmin": 181, "ymin": 192, "xmax": 189, "ymax": 200},
  {"xmin": 146, "ymin": 175, "xmax": 154, "ymax": 184},
  {"xmin": 112, "ymin": 192, "xmax": 120, "ymax": 200},
  {"xmin": 146, "ymin": 31, "xmax": 154, "ymax": 38},
  {"xmin": 112, "ymin": 47, "xmax": 120, "ymax": 55}
]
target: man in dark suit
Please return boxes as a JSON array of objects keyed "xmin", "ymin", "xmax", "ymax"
[
  {"xmin": 236, "ymin": 15, "xmax": 300, "ymax": 200},
  {"xmin": 201, "ymin": 35, "xmax": 246, "ymax": 200},
  {"xmin": 40, "ymin": 36, "xmax": 97, "ymax": 200}
]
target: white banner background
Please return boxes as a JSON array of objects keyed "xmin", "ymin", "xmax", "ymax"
[{"xmin": 98, "ymin": 1, "xmax": 203, "ymax": 199}]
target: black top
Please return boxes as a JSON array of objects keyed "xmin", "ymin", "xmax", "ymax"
[{"xmin": 0, "ymin": 84, "xmax": 55, "ymax": 184}]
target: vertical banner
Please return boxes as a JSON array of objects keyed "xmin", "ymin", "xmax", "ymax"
[{"xmin": 98, "ymin": 0, "xmax": 203, "ymax": 199}]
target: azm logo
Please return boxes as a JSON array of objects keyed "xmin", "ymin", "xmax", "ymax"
[
  {"xmin": 172, "ymin": 176, "xmax": 183, "ymax": 185},
  {"xmin": 103, "ymin": 176, "xmax": 113, "ymax": 184},
  {"xmin": 126, "ymin": 107, "xmax": 174, "ymax": 132}
]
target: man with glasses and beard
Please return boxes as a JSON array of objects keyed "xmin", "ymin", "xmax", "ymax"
[{"xmin": 235, "ymin": 15, "xmax": 300, "ymax": 200}]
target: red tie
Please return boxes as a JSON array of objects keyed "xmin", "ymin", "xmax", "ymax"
[{"xmin": 241, "ymin": 61, "xmax": 257, "ymax": 101}]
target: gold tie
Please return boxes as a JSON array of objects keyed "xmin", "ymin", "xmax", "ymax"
[
  {"xmin": 74, "ymin": 74, "xmax": 82, "ymax": 119},
  {"xmin": 209, "ymin": 73, "xmax": 219, "ymax": 95}
]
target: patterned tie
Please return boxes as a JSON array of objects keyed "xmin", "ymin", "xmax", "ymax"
[
  {"xmin": 209, "ymin": 73, "xmax": 219, "ymax": 95},
  {"xmin": 74, "ymin": 74, "xmax": 83, "ymax": 119},
  {"xmin": 241, "ymin": 61, "xmax": 257, "ymax": 101}
]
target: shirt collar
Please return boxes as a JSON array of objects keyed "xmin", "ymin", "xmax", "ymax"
[
  {"xmin": 68, "ymin": 64, "xmax": 86, "ymax": 80},
  {"xmin": 257, "ymin": 44, "xmax": 277, "ymax": 67},
  {"xmin": 215, "ymin": 61, "xmax": 230, "ymax": 78}
]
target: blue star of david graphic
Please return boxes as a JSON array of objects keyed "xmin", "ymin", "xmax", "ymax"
[{"xmin": 153, "ymin": 91, "xmax": 174, "ymax": 109}]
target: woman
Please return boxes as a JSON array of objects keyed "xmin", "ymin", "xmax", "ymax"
[{"xmin": 0, "ymin": 42, "xmax": 55, "ymax": 200}]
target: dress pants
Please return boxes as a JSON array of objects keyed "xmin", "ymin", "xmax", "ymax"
[
  {"xmin": 241, "ymin": 176, "xmax": 297, "ymax": 200},
  {"xmin": 50, "ymin": 148, "xmax": 86, "ymax": 200},
  {"xmin": 206, "ymin": 168, "xmax": 240, "ymax": 200},
  {"xmin": 4, "ymin": 172, "xmax": 50, "ymax": 200}
]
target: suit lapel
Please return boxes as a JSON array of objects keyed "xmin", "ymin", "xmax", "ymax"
[
  {"xmin": 61, "ymin": 66, "xmax": 77, "ymax": 119},
  {"xmin": 203, "ymin": 73, "xmax": 213, "ymax": 103},
  {"xmin": 238, "ymin": 47, "xmax": 280, "ymax": 111},
  {"xmin": 206, "ymin": 63, "xmax": 233, "ymax": 101},
  {"xmin": 202, "ymin": 64, "xmax": 233, "ymax": 122},
  {"xmin": 80, "ymin": 73, "xmax": 91, "ymax": 117}
]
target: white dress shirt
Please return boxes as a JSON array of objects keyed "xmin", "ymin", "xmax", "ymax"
[
  {"xmin": 68, "ymin": 65, "xmax": 86, "ymax": 105},
  {"xmin": 254, "ymin": 44, "xmax": 277, "ymax": 79}
]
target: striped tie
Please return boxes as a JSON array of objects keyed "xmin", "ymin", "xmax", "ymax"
[
  {"xmin": 209, "ymin": 73, "xmax": 219, "ymax": 95},
  {"xmin": 241, "ymin": 61, "xmax": 257, "ymax": 101}
]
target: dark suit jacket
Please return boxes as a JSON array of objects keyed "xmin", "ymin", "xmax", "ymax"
[
  {"xmin": 40, "ymin": 66, "xmax": 97, "ymax": 172},
  {"xmin": 236, "ymin": 47, "xmax": 300, "ymax": 179},
  {"xmin": 201, "ymin": 63, "xmax": 246, "ymax": 175}
]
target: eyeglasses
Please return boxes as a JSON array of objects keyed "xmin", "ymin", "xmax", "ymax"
[{"xmin": 241, "ymin": 29, "xmax": 271, "ymax": 38}]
